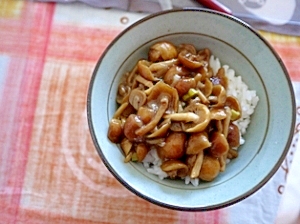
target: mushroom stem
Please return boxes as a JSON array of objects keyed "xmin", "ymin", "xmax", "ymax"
[
  {"xmin": 144, "ymin": 85, "xmax": 154, "ymax": 95},
  {"xmin": 135, "ymin": 75, "xmax": 154, "ymax": 88},
  {"xmin": 138, "ymin": 60, "xmax": 158, "ymax": 81},
  {"xmin": 210, "ymin": 85, "xmax": 227, "ymax": 108},
  {"xmin": 147, "ymin": 118, "xmax": 171, "ymax": 138},
  {"xmin": 210, "ymin": 108, "xmax": 227, "ymax": 120},
  {"xmin": 219, "ymin": 154, "xmax": 227, "ymax": 172},
  {"xmin": 196, "ymin": 89, "xmax": 209, "ymax": 104},
  {"xmin": 120, "ymin": 138, "xmax": 133, "ymax": 157},
  {"xmin": 190, "ymin": 150, "xmax": 204, "ymax": 179},
  {"xmin": 135, "ymin": 97, "xmax": 169, "ymax": 136},
  {"xmin": 124, "ymin": 151, "xmax": 133, "ymax": 163},
  {"xmin": 126, "ymin": 64, "xmax": 138, "ymax": 86},
  {"xmin": 113, "ymin": 102, "xmax": 129, "ymax": 119},
  {"xmin": 223, "ymin": 107, "xmax": 232, "ymax": 138},
  {"xmin": 149, "ymin": 59, "xmax": 178, "ymax": 78},
  {"xmin": 164, "ymin": 112, "xmax": 199, "ymax": 123},
  {"xmin": 227, "ymin": 148, "xmax": 238, "ymax": 159}
]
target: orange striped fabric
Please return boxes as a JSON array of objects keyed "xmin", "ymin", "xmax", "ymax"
[{"xmin": 260, "ymin": 31, "xmax": 300, "ymax": 81}]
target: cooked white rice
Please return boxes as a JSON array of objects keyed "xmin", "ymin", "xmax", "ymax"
[
  {"xmin": 210, "ymin": 55, "xmax": 259, "ymax": 140},
  {"xmin": 142, "ymin": 55, "xmax": 259, "ymax": 186}
]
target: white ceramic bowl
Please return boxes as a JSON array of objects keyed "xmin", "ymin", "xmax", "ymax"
[{"xmin": 87, "ymin": 9, "xmax": 295, "ymax": 210}]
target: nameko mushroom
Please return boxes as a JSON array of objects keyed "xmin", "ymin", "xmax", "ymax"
[
  {"xmin": 135, "ymin": 81, "xmax": 179, "ymax": 137},
  {"xmin": 148, "ymin": 41, "xmax": 178, "ymax": 62},
  {"xmin": 107, "ymin": 41, "xmax": 251, "ymax": 183}
]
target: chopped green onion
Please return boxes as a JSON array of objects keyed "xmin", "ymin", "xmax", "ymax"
[
  {"xmin": 182, "ymin": 88, "xmax": 198, "ymax": 101},
  {"xmin": 131, "ymin": 152, "xmax": 138, "ymax": 162},
  {"xmin": 231, "ymin": 109, "xmax": 240, "ymax": 120}
]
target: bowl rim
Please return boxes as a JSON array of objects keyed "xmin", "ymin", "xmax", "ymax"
[{"xmin": 87, "ymin": 8, "xmax": 296, "ymax": 211}]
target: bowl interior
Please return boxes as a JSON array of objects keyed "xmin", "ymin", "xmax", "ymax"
[
  {"xmin": 108, "ymin": 33, "xmax": 268, "ymax": 189},
  {"xmin": 88, "ymin": 9, "xmax": 295, "ymax": 210}
]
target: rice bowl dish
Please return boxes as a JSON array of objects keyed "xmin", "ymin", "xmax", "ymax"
[
  {"xmin": 107, "ymin": 41, "xmax": 259, "ymax": 186},
  {"xmin": 87, "ymin": 9, "xmax": 295, "ymax": 210}
]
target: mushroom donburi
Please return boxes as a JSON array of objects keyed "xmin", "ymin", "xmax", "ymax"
[{"xmin": 107, "ymin": 41, "xmax": 258, "ymax": 184}]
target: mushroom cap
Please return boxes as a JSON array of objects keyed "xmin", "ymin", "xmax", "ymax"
[
  {"xmin": 147, "ymin": 81, "xmax": 179, "ymax": 114},
  {"xmin": 186, "ymin": 132, "xmax": 211, "ymax": 155},
  {"xmin": 135, "ymin": 95, "xmax": 169, "ymax": 137},
  {"xmin": 209, "ymin": 131, "xmax": 229, "ymax": 158},
  {"xmin": 225, "ymin": 95, "xmax": 242, "ymax": 121},
  {"xmin": 174, "ymin": 78, "xmax": 197, "ymax": 97},
  {"xmin": 199, "ymin": 155, "xmax": 220, "ymax": 181},
  {"xmin": 163, "ymin": 65, "xmax": 189, "ymax": 85},
  {"xmin": 137, "ymin": 60, "xmax": 158, "ymax": 81},
  {"xmin": 210, "ymin": 67, "xmax": 228, "ymax": 89},
  {"xmin": 161, "ymin": 159, "xmax": 189, "ymax": 179},
  {"xmin": 197, "ymin": 48, "xmax": 211, "ymax": 63},
  {"xmin": 209, "ymin": 84, "xmax": 227, "ymax": 108},
  {"xmin": 178, "ymin": 50, "xmax": 206, "ymax": 70},
  {"xmin": 227, "ymin": 123, "xmax": 240, "ymax": 148},
  {"xmin": 158, "ymin": 132, "xmax": 187, "ymax": 160},
  {"xmin": 161, "ymin": 159, "xmax": 188, "ymax": 173},
  {"xmin": 137, "ymin": 106, "xmax": 155, "ymax": 124},
  {"xmin": 123, "ymin": 114, "xmax": 144, "ymax": 142},
  {"xmin": 181, "ymin": 102, "xmax": 211, "ymax": 132},
  {"xmin": 177, "ymin": 44, "xmax": 197, "ymax": 55},
  {"xmin": 200, "ymin": 78, "xmax": 213, "ymax": 97},
  {"xmin": 148, "ymin": 41, "xmax": 178, "ymax": 62},
  {"xmin": 117, "ymin": 83, "xmax": 131, "ymax": 104},
  {"xmin": 129, "ymin": 88, "xmax": 147, "ymax": 110},
  {"xmin": 107, "ymin": 118, "xmax": 123, "ymax": 143},
  {"xmin": 135, "ymin": 143, "xmax": 149, "ymax": 162}
]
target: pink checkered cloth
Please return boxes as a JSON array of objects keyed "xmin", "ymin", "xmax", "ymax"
[{"xmin": 0, "ymin": 1, "xmax": 299, "ymax": 223}]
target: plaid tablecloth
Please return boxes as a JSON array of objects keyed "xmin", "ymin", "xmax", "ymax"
[{"xmin": 1, "ymin": 1, "xmax": 300, "ymax": 223}]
